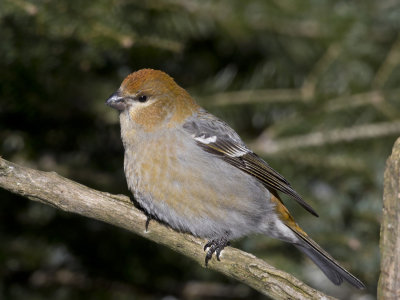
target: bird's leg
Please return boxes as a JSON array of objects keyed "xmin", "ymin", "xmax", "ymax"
[
  {"xmin": 203, "ymin": 237, "xmax": 230, "ymax": 266},
  {"xmin": 129, "ymin": 195, "xmax": 151, "ymax": 232},
  {"xmin": 145, "ymin": 215, "xmax": 152, "ymax": 232}
]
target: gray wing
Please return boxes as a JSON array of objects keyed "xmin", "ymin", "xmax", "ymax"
[{"xmin": 183, "ymin": 109, "xmax": 318, "ymax": 217}]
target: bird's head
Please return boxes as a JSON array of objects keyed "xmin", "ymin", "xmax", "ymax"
[{"xmin": 106, "ymin": 69, "xmax": 199, "ymax": 131}]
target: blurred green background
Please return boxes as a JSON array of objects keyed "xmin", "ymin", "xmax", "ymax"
[{"xmin": 1, "ymin": 0, "xmax": 400, "ymax": 299}]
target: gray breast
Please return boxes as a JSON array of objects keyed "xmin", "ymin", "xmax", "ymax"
[{"xmin": 123, "ymin": 127, "xmax": 274, "ymax": 239}]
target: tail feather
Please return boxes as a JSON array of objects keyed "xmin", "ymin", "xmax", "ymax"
[
  {"xmin": 270, "ymin": 192, "xmax": 365, "ymax": 288},
  {"xmin": 292, "ymin": 230, "xmax": 365, "ymax": 289}
]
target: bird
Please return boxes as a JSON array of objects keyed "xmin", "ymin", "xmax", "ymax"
[{"xmin": 106, "ymin": 68, "xmax": 365, "ymax": 289}]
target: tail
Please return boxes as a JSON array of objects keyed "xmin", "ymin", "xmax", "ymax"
[
  {"xmin": 292, "ymin": 229, "xmax": 365, "ymax": 289},
  {"xmin": 269, "ymin": 191, "xmax": 365, "ymax": 288}
]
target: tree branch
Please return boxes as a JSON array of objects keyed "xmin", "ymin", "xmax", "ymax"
[
  {"xmin": 0, "ymin": 157, "xmax": 335, "ymax": 300},
  {"xmin": 378, "ymin": 137, "xmax": 400, "ymax": 298}
]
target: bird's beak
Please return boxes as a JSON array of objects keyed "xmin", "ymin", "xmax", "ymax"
[{"xmin": 106, "ymin": 91, "xmax": 126, "ymax": 111}]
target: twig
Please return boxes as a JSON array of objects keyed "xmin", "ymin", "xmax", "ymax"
[
  {"xmin": 200, "ymin": 89, "xmax": 303, "ymax": 106},
  {"xmin": 373, "ymin": 33, "xmax": 400, "ymax": 89},
  {"xmin": 323, "ymin": 89, "xmax": 399, "ymax": 119},
  {"xmin": 323, "ymin": 91, "xmax": 385, "ymax": 113},
  {"xmin": 199, "ymin": 44, "xmax": 342, "ymax": 107},
  {"xmin": 301, "ymin": 43, "xmax": 341, "ymax": 101},
  {"xmin": 0, "ymin": 157, "xmax": 335, "ymax": 300},
  {"xmin": 253, "ymin": 121, "xmax": 400, "ymax": 154},
  {"xmin": 280, "ymin": 152, "xmax": 368, "ymax": 173}
]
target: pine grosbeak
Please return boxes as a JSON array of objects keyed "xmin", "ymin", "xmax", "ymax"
[{"xmin": 106, "ymin": 68, "xmax": 364, "ymax": 289}]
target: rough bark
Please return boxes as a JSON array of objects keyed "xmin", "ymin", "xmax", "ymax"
[
  {"xmin": 0, "ymin": 156, "xmax": 335, "ymax": 300},
  {"xmin": 378, "ymin": 137, "xmax": 400, "ymax": 299}
]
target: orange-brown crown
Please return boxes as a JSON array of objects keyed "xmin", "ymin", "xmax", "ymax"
[
  {"xmin": 121, "ymin": 69, "xmax": 184, "ymax": 97},
  {"xmin": 119, "ymin": 69, "xmax": 199, "ymax": 130}
]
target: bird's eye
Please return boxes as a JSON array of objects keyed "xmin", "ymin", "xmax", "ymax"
[{"xmin": 138, "ymin": 95, "xmax": 147, "ymax": 102}]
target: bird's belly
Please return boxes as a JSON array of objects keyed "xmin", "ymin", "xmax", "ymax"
[{"xmin": 124, "ymin": 135, "xmax": 273, "ymax": 239}]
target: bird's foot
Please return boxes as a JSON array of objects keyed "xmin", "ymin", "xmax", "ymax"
[{"xmin": 204, "ymin": 238, "xmax": 230, "ymax": 266}]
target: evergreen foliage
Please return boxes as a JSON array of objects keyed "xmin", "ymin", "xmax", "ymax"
[{"xmin": 2, "ymin": 0, "xmax": 399, "ymax": 298}]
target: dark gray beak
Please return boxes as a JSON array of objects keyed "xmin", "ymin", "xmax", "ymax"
[{"xmin": 106, "ymin": 91, "xmax": 126, "ymax": 111}]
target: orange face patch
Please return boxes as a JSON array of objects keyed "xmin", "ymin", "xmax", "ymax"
[
  {"xmin": 129, "ymin": 99, "xmax": 172, "ymax": 131},
  {"xmin": 122, "ymin": 69, "xmax": 200, "ymax": 131}
]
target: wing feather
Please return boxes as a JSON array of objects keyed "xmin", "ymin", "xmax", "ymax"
[{"xmin": 184, "ymin": 109, "xmax": 318, "ymax": 217}]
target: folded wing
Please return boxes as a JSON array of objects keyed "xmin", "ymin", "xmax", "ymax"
[{"xmin": 183, "ymin": 109, "xmax": 318, "ymax": 217}]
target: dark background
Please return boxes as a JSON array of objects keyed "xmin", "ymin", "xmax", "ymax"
[{"xmin": 2, "ymin": 1, "xmax": 400, "ymax": 299}]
